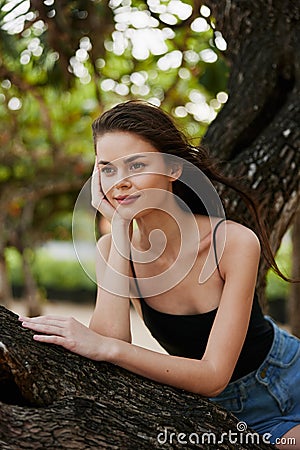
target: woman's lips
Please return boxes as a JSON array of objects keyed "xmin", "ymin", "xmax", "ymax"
[{"xmin": 115, "ymin": 195, "xmax": 140, "ymax": 205}]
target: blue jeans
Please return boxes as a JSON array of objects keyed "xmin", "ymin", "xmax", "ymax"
[{"xmin": 210, "ymin": 316, "xmax": 300, "ymax": 444}]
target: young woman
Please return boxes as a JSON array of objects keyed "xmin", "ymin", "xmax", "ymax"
[{"xmin": 19, "ymin": 100, "xmax": 300, "ymax": 448}]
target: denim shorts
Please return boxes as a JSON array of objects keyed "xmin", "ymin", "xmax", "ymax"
[{"xmin": 210, "ymin": 316, "xmax": 300, "ymax": 444}]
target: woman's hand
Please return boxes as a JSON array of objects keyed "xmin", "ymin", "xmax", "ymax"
[
  {"xmin": 91, "ymin": 159, "xmax": 116, "ymax": 222},
  {"xmin": 18, "ymin": 314, "xmax": 112, "ymax": 361},
  {"xmin": 91, "ymin": 158, "xmax": 133, "ymax": 238}
]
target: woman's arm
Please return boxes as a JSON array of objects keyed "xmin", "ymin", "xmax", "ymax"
[
  {"xmin": 201, "ymin": 224, "xmax": 261, "ymax": 392},
  {"xmin": 89, "ymin": 159, "xmax": 133, "ymax": 342},
  {"xmin": 89, "ymin": 225, "xmax": 132, "ymax": 343},
  {"xmin": 103, "ymin": 224, "xmax": 261, "ymax": 396},
  {"xmin": 20, "ymin": 224, "xmax": 261, "ymax": 397}
]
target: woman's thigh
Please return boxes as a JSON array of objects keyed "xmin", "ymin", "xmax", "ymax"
[
  {"xmin": 210, "ymin": 321, "xmax": 300, "ymax": 445},
  {"xmin": 276, "ymin": 424, "xmax": 300, "ymax": 450}
]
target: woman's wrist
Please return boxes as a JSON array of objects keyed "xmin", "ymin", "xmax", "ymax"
[
  {"xmin": 110, "ymin": 219, "xmax": 133, "ymax": 255},
  {"xmin": 111, "ymin": 216, "xmax": 132, "ymax": 232},
  {"xmin": 101, "ymin": 336, "xmax": 122, "ymax": 364}
]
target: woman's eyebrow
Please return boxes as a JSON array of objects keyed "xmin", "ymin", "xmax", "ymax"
[
  {"xmin": 98, "ymin": 160, "xmax": 112, "ymax": 166},
  {"xmin": 124, "ymin": 154, "xmax": 147, "ymax": 164},
  {"xmin": 98, "ymin": 154, "xmax": 147, "ymax": 165}
]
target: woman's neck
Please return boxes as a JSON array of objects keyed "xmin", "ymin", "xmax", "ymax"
[{"xmin": 134, "ymin": 199, "xmax": 199, "ymax": 259}]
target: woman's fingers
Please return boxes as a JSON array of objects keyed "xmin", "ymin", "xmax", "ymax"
[
  {"xmin": 19, "ymin": 314, "xmax": 66, "ymax": 324},
  {"xmin": 33, "ymin": 334, "xmax": 65, "ymax": 345},
  {"xmin": 20, "ymin": 315, "xmax": 80, "ymax": 351},
  {"xmin": 19, "ymin": 314, "xmax": 107, "ymax": 360},
  {"xmin": 19, "ymin": 315, "xmax": 76, "ymax": 339},
  {"xmin": 90, "ymin": 159, "xmax": 119, "ymax": 221},
  {"xmin": 99, "ymin": 198, "xmax": 116, "ymax": 219},
  {"xmin": 21, "ymin": 320, "xmax": 64, "ymax": 336},
  {"xmin": 91, "ymin": 160, "xmax": 104, "ymax": 210},
  {"xmin": 19, "ymin": 316, "xmax": 66, "ymax": 332}
]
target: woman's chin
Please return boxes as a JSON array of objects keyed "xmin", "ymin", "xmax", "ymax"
[{"xmin": 113, "ymin": 204, "xmax": 142, "ymax": 221}]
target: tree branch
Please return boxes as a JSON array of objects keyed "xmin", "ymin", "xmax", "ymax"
[{"xmin": 0, "ymin": 306, "xmax": 274, "ymax": 449}]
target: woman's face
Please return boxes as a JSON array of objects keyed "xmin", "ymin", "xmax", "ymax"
[{"xmin": 96, "ymin": 131, "xmax": 176, "ymax": 219}]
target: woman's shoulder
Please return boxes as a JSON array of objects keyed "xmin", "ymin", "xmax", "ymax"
[
  {"xmin": 221, "ymin": 219, "xmax": 261, "ymax": 249},
  {"xmin": 216, "ymin": 219, "xmax": 261, "ymax": 276},
  {"xmin": 195, "ymin": 215, "xmax": 260, "ymax": 246}
]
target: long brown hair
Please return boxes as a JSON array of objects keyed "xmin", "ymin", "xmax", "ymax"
[{"xmin": 92, "ymin": 100, "xmax": 292, "ymax": 282}]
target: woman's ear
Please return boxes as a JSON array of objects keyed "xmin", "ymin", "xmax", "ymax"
[{"xmin": 168, "ymin": 163, "xmax": 183, "ymax": 182}]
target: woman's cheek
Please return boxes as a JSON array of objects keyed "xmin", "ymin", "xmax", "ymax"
[
  {"xmin": 133, "ymin": 172, "xmax": 168, "ymax": 189},
  {"xmin": 100, "ymin": 176, "xmax": 114, "ymax": 198}
]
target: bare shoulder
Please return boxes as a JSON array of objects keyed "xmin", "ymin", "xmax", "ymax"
[
  {"xmin": 222, "ymin": 219, "xmax": 261, "ymax": 272},
  {"xmin": 223, "ymin": 220, "xmax": 261, "ymax": 252},
  {"xmin": 215, "ymin": 220, "xmax": 261, "ymax": 278}
]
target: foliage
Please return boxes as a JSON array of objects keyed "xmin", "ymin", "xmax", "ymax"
[
  {"xmin": 266, "ymin": 233, "xmax": 291, "ymax": 301},
  {"xmin": 0, "ymin": 0, "xmax": 230, "ymax": 301},
  {"xmin": 5, "ymin": 246, "xmax": 95, "ymax": 291},
  {"xmin": 5, "ymin": 234, "xmax": 291, "ymax": 300},
  {"xmin": 0, "ymin": 0, "xmax": 229, "ymax": 144}
]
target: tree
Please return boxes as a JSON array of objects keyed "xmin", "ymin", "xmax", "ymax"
[
  {"xmin": 0, "ymin": 0, "xmax": 226, "ymax": 311},
  {"xmin": 290, "ymin": 207, "xmax": 300, "ymax": 337},
  {"xmin": 202, "ymin": 0, "xmax": 300, "ymax": 322},
  {"xmin": 0, "ymin": 0, "xmax": 299, "ymax": 447},
  {"xmin": 1, "ymin": 0, "xmax": 299, "ymax": 317},
  {"xmin": 0, "ymin": 306, "xmax": 274, "ymax": 449}
]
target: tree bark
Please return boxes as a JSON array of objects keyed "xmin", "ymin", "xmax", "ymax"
[
  {"xmin": 203, "ymin": 0, "xmax": 300, "ymax": 304},
  {"xmin": 0, "ymin": 2, "xmax": 299, "ymax": 448},
  {"xmin": 0, "ymin": 306, "xmax": 274, "ymax": 449},
  {"xmin": 0, "ymin": 252, "xmax": 12, "ymax": 308},
  {"xmin": 20, "ymin": 249, "xmax": 43, "ymax": 318},
  {"xmin": 290, "ymin": 208, "xmax": 300, "ymax": 337},
  {"xmin": 0, "ymin": 217, "xmax": 13, "ymax": 308}
]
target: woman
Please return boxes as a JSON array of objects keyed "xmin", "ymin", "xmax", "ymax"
[{"xmin": 19, "ymin": 100, "xmax": 300, "ymax": 448}]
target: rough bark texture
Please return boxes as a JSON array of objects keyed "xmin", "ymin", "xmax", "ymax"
[
  {"xmin": 0, "ymin": 306, "xmax": 274, "ymax": 449},
  {"xmin": 290, "ymin": 207, "xmax": 300, "ymax": 336},
  {"xmin": 1, "ymin": 2, "xmax": 299, "ymax": 448},
  {"xmin": 0, "ymin": 253, "xmax": 12, "ymax": 308},
  {"xmin": 204, "ymin": 0, "xmax": 300, "ymax": 302}
]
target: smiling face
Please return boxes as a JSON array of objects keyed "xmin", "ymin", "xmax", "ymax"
[{"xmin": 96, "ymin": 131, "xmax": 178, "ymax": 219}]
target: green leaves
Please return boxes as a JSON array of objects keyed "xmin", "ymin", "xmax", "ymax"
[
  {"xmin": 0, "ymin": 164, "xmax": 11, "ymax": 181},
  {"xmin": 0, "ymin": 0, "xmax": 229, "ymax": 272}
]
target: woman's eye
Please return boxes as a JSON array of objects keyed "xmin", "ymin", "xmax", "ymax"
[
  {"xmin": 130, "ymin": 162, "xmax": 146, "ymax": 171},
  {"xmin": 101, "ymin": 166, "xmax": 116, "ymax": 176}
]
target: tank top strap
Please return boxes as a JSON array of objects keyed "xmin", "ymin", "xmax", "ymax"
[
  {"xmin": 130, "ymin": 217, "xmax": 226, "ymax": 298},
  {"xmin": 212, "ymin": 218, "xmax": 226, "ymax": 280}
]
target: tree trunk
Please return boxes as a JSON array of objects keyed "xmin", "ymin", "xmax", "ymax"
[
  {"xmin": 0, "ymin": 2, "xmax": 299, "ymax": 448},
  {"xmin": 204, "ymin": 0, "xmax": 300, "ymax": 307},
  {"xmin": 0, "ymin": 306, "xmax": 274, "ymax": 449},
  {"xmin": 20, "ymin": 249, "xmax": 43, "ymax": 318},
  {"xmin": 0, "ymin": 252, "xmax": 12, "ymax": 308},
  {"xmin": 0, "ymin": 216, "xmax": 13, "ymax": 308},
  {"xmin": 289, "ymin": 208, "xmax": 300, "ymax": 337}
]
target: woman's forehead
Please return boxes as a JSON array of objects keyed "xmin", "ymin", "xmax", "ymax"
[{"xmin": 96, "ymin": 131, "xmax": 160, "ymax": 162}]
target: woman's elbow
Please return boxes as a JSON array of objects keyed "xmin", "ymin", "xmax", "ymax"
[
  {"xmin": 206, "ymin": 383, "xmax": 228, "ymax": 398},
  {"xmin": 193, "ymin": 361, "xmax": 230, "ymax": 397},
  {"xmin": 192, "ymin": 382, "xmax": 227, "ymax": 398}
]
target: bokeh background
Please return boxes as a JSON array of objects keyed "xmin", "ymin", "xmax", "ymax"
[{"xmin": 0, "ymin": 0, "xmax": 295, "ymax": 346}]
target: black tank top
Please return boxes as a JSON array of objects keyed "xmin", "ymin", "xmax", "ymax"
[{"xmin": 130, "ymin": 218, "xmax": 274, "ymax": 382}]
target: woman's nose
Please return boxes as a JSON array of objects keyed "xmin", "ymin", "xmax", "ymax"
[{"xmin": 114, "ymin": 175, "xmax": 132, "ymax": 190}]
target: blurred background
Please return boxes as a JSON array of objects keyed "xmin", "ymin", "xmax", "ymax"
[{"xmin": 0, "ymin": 0, "xmax": 294, "ymax": 348}]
